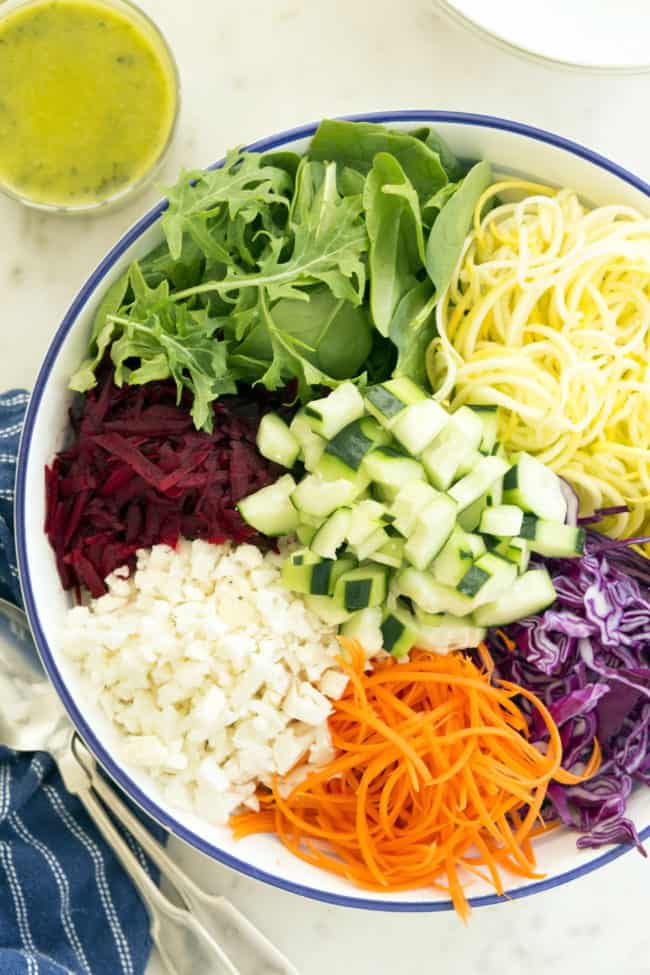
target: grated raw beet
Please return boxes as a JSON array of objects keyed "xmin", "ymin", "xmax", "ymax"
[{"xmin": 45, "ymin": 364, "xmax": 290, "ymax": 598}]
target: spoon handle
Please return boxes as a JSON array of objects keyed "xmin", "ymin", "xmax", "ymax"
[
  {"xmin": 56, "ymin": 737, "xmax": 239, "ymax": 975},
  {"xmin": 72, "ymin": 735, "xmax": 300, "ymax": 975}
]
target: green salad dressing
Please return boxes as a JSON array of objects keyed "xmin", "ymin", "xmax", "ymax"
[{"xmin": 0, "ymin": 0, "xmax": 177, "ymax": 207}]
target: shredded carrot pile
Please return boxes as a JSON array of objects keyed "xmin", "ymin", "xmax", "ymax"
[{"xmin": 231, "ymin": 640, "xmax": 601, "ymax": 921}]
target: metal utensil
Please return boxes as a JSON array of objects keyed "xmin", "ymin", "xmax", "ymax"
[{"xmin": 0, "ymin": 598, "xmax": 299, "ymax": 975}]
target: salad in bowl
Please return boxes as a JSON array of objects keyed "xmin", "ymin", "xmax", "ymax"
[{"xmin": 17, "ymin": 112, "xmax": 650, "ymax": 917}]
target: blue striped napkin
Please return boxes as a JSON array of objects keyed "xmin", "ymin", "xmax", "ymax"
[{"xmin": 0, "ymin": 391, "xmax": 160, "ymax": 975}]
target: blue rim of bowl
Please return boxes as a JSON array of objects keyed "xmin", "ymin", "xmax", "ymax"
[{"xmin": 15, "ymin": 110, "xmax": 650, "ymax": 913}]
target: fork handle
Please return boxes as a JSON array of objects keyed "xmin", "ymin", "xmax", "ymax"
[
  {"xmin": 73, "ymin": 736, "xmax": 300, "ymax": 975},
  {"xmin": 57, "ymin": 747, "xmax": 239, "ymax": 975}
]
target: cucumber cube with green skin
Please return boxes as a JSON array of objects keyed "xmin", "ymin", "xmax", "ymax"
[
  {"xmin": 237, "ymin": 474, "xmax": 299, "ymax": 536},
  {"xmin": 352, "ymin": 527, "xmax": 390, "ymax": 561},
  {"xmin": 347, "ymin": 499, "xmax": 392, "ymax": 545},
  {"xmin": 449, "ymin": 456, "xmax": 511, "ymax": 511},
  {"xmin": 311, "ymin": 508, "xmax": 352, "ymax": 559},
  {"xmin": 304, "ymin": 382, "xmax": 365, "ymax": 439},
  {"xmin": 502, "ymin": 452, "xmax": 567, "ymax": 522},
  {"xmin": 372, "ymin": 536, "xmax": 406, "ymax": 569},
  {"xmin": 256, "ymin": 413, "xmax": 300, "ymax": 468},
  {"xmin": 472, "ymin": 568, "xmax": 557, "ymax": 627},
  {"xmin": 390, "ymin": 399, "xmax": 450, "ymax": 456},
  {"xmin": 468, "ymin": 405, "xmax": 499, "ymax": 454},
  {"xmin": 289, "ymin": 412, "xmax": 326, "ymax": 471},
  {"xmin": 334, "ymin": 565, "xmax": 387, "ymax": 612},
  {"xmin": 304, "ymin": 595, "xmax": 353, "ymax": 625},
  {"xmin": 395, "ymin": 567, "xmax": 476, "ymax": 617},
  {"xmin": 431, "ymin": 525, "xmax": 476, "ymax": 587},
  {"xmin": 484, "ymin": 535, "xmax": 530, "ymax": 572},
  {"xmin": 291, "ymin": 474, "xmax": 358, "ymax": 519},
  {"xmin": 390, "ymin": 480, "xmax": 439, "ymax": 537},
  {"xmin": 364, "ymin": 377, "xmax": 427, "ymax": 426},
  {"xmin": 416, "ymin": 618, "xmax": 486, "ymax": 653},
  {"xmin": 315, "ymin": 418, "xmax": 379, "ymax": 487},
  {"xmin": 282, "ymin": 552, "xmax": 354, "ymax": 596},
  {"xmin": 456, "ymin": 552, "xmax": 517, "ymax": 607},
  {"xmin": 380, "ymin": 613, "xmax": 417, "ymax": 658},
  {"xmin": 479, "ymin": 504, "xmax": 524, "ymax": 537},
  {"xmin": 295, "ymin": 523, "xmax": 317, "ymax": 546},
  {"xmin": 403, "ymin": 493, "xmax": 457, "ymax": 570},
  {"xmin": 340, "ymin": 607, "xmax": 383, "ymax": 653},
  {"xmin": 518, "ymin": 515, "xmax": 585, "ymax": 557},
  {"xmin": 362, "ymin": 447, "xmax": 426, "ymax": 494},
  {"xmin": 421, "ymin": 406, "xmax": 484, "ymax": 491},
  {"xmin": 457, "ymin": 493, "xmax": 488, "ymax": 531}
]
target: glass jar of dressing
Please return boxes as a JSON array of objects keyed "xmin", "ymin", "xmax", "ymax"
[{"xmin": 0, "ymin": 0, "xmax": 180, "ymax": 213}]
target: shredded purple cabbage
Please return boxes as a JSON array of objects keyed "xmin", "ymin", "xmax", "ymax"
[{"xmin": 488, "ymin": 531, "xmax": 650, "ymax": 855}]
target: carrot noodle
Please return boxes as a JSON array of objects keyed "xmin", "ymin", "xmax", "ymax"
[{"xmin": 231, "ymin": 640, "xmax": 600, "ymax": 921}]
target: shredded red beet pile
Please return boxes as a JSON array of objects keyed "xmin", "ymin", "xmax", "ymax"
[{"xmin": 45, "ymin": 365, "xmax": 288, "ymax": 597}]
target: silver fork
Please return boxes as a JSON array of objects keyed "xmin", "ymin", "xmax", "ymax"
[{"xmin": 0, "ymin": 598, "xmax": 299, "ymax": 975}]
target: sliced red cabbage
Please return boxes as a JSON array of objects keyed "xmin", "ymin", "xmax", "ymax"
[{"xmin": 488, "ymin": 532, "xmax": 650, "ymax": 854}]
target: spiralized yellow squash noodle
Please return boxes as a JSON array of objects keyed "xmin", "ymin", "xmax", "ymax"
[{"xmin": 428, "ymin": 179, "xmax": 650, "ymax": 540}]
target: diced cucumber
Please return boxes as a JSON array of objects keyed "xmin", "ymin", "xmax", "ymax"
[
  {"xmin": 289, "ymin": 412, "xmax": 326, "ymax": 472},
  {"xmin": 362, "ymin": 447, "xmax": 426, "ymax": 494},
  {"xmin": 469, "ymin": 405, "xmax": 499, "ymax": 454},
  {"xmin": 404, "ymin": 493, "xmax": 457, "ymax": 570},
  {"xmin": 373, "ymin": 536, "xmax": 406, "ymax": 569},
  {"xmin": 390, "ymin": 480, "xmax": 438, "ymax": 537},
  {"xmin": 431, "ymin": 525, "xmax": 476, "ymax": 587},
  {"xmin": 449, "ymin": 456, "xmax": 511, "ymax": 511},
  {"xmin": 351, "ymin": 527, "xmax": 390, "ymax": 561},
  {"xmin": 395, "ymin": 567, "xmax": 476, "ymax": 617},
  {"xmin": 347, "ymin": 499, "xmax": 392, "ymax": 545},
  {"xmin": 457, "ymin": 493, "xmax": 488, "ymax": 531},
  {"xmin": 487, "ymin": 474, "xmax": 503, "ymax": 506},
  {"xmin": 311, "ymin": 508, "xmax": 352, "ymax": 559},
  {"xmin": 334, "ymin": 565, "xmax": 388, "ymax": 612},
  {"xmin": 421, "ymin": 406, "xmax": 484, "ymax": 491},
  {"xmin": 364, "ymin": 377, "xmax": 427, "ymax": 425},
  {"xmin": 282, "ymin": 551, "xmax": 354, "ymax": 596},
  {"xmin": 479, "ymin": 504, "xmax": 524, "ymax": 537},
  {"xmin": 381, "ymin": 612, "xmax": 418, "ymax": 658},
  {"xmin": 295, "ymin": 523, "xmax": 317, "ymax": 546},
  {"xmin": 315, "ymin": 418, "xmax": 377, "ymax": 488},
  {"xmin": 457, "ymin": 552, "xmax": 517, "ymax": 607},
  {"xmin": 473, "ymin": 568, "xmax": 557, "ymax": 627},
  {"xmin": 237, "ymin": 474, "xmax": 299, "ymax": 536},
  {"xmin": 456, "ymin": 449, "xmax": 483, "ymax": 479},
  {"xmin": 466, "ymin": 533, "xmax": 487, "ymax": 559},
  {"xmin": 390, "ymin": 399, "xmax": 449, "ymax": 456},
  {"xmin": 485, "ymin": 535, "xmax": 530, "ymax": 572},
  {"xmin": 502, "ymin": 452, "xmax": 567, "ymax": 522},
  {"xmin": 518, "ymin": 515, "xmax": 585, "ymax": 557},
  {"xmin": 304, "ymin": 382, "xmax": 365, "ymax": 439},
  {"xmin": 341, "ymin": 607, "xmax": 383, "ymax": 653},
  {"xmin": 416, "ymin": 614, "xmax": 486, "ymax": 653},
  {"xmin": 291, "ymin": 474, "xmax": 359, "ymax": 519},
  {"xmin": 256, "ymin": 413, "xmax": 300, "ymax": 468},
  {"xmin": 304, "ymin": 595, "xmax": 353, "ymax": 625}
]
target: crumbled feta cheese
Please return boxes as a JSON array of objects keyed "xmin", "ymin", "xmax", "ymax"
[{"xmin": 62, "ymin": 540, "xmax": 363, "ymax": 825}]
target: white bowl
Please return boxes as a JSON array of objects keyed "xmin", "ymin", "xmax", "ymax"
[{"xmin": 15, "ymin": 111, "xmax": 650, "ymax": 912}]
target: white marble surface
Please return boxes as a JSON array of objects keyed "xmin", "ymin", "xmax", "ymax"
[{"xmin": 2, "ymin": 1, "xmax": 650, "ymax": 972}]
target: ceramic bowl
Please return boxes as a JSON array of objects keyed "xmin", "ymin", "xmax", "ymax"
[{"xmin": 15, "ymin": 111, "xmax": 650, "ymax": 912}]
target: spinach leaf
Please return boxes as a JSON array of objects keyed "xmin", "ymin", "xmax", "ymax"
[
  {"xmin": 363, "ymin": 152, "xmax": 426, "ymax": 337},
  {"xmin": 69, "ymin": 272, "xmax": 129, "ymax": 392},
  {"xmin": 389, "ymin": 279, "xmax": 438, "ymax": 388},
  {"xmin": 425, "ymin": 160, "xmax": 492, "ymax": 296},
  {"xmin": 309, "ymin": 119, "xmax": 448, "ymax": 204},
  {"xmin": 410, "ymin": 127, "xmax": 465, "ymax": 182}
]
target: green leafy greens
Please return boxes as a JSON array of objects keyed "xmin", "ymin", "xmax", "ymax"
[{"xmin": 71, "ymin": 119, "xmax": 492, "ymax": 431}]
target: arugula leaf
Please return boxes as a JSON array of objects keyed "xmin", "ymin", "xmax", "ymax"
[
  {"xmin": 309, "ymin": 119, "xmax": 448, "ymax": 204},
  {"xmin": 363, "ymin": 152, "xmax": 426, "ymax": 337},
  {"xmin": 161, "ymin": 149, "xmax": 293, "ymax": 262},
  {"xmin": 425, "ymin": 160, "xmax": 492, "ymax": 296},
  {"xmin": 389, "ymin": 279, "xmax": 438, "ymax": 388},
  {"xmin": 171, "ymin": 160, "xmax": 368, "ymax": 309},
  {"xmin": 69, "ymin": 272, "xmax": 130, "ymax": 392}
]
